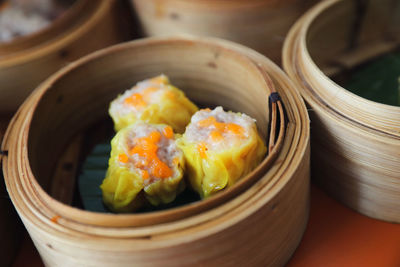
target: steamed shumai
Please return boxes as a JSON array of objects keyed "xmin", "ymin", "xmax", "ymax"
[
  {"xmin": 109, "ymin": 75, "xmax": 198, "ymax": 132},
  {"xmin": 176, "ymin": 107, "xmax": 266, "ymax": 198},
  {"xmin": 100, "ymin": 123, "xmax": 185, "ymax": 212}
]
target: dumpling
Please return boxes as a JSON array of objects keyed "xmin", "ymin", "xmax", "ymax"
[
  {"xmin": 100, "ymin": 123, "xmax": 185, "ymax": 212},
  {"xmin": 176, "ymin": 107, "xmax": 266, "ymax": 198},
  {"xmin": 109, "ymin": 75, "xmax": 198, "ymax": 133}
]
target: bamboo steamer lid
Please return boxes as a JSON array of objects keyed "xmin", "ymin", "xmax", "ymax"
[
  {"xmin": 130, "ymin": 0, "xmax": 319, "ymax": 64},
  {"xmin": 283, "ymin": 0, "xmax": 400, "ymax": 222},
  {"xmin": 0, "ymin": 0, "xmax": 133, "ymax": 113},
  {"xmin": 2, "ymin": 36, "xmax": 310, "ymax": 266}
]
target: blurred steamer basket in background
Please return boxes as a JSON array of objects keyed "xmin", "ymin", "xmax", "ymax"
[
  {"xmin": 0, "ymin": 0, "xmax": 134, "ymax": 113},
  {"xmin": 130, "ymin": 0, "xmax": 319, "ymax": 64},
  {"xmin": 283, "ymin": 0, "xmax": 400, "ymax": 223}
]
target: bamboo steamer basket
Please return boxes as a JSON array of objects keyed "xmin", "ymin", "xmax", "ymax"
[
  {"xmin": 2, "ymin": 36, "xmax": 310, "ymax": 266},
  {"xmin": 283, "ymin": 0, "xmax": 400, "ymax": 222},
  {"xmin": 0, "ymin": 0, "xmax": 133, "ymax": 113},
  {"xmin": 130, "ymin": 0, "xmax": 318, "ymax": 64}
]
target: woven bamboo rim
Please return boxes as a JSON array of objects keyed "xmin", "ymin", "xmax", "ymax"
[
  {"xmin": 0, "ymin": 0, "xmax": 131, "ymax": 112},
  {"xmin": 2, "ymin": 36, "xmax": 310, "ymax": 266},
  {"xmin": 130, "ymin": 0, "xmax": 317, "ymax": 64},
  {"xmin": 283, "ymin": 0, "xmax": 400, "ymax": 222}
]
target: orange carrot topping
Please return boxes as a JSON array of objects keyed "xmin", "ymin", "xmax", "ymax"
[
  {"xmin": 163, "ymin": 126, "xmax": 174, "ymax": 139},
  {"xmin": 210, "ymin": 130, "xmax": 223, "ymax": 141},
  {"xmin": 142, "ymin": 170, "xmax": 150, "ymax": 180},
  {"xmin": 225, "ymin": 123, "xmax": 243, "ymax": 135},
  {"xmin": 124, "ymin": 93, "xmax": 146, "ymax": 107},
  {"xmin": 118, "ymin": 153, "xmax": 129, "ymax": 163},
  {"xmin": 129, "ymin": 131, "xmax": 173, "ymax": 179},
  {"xmin": 197, "ymin": 142, "xmax": 208, "ymax": 158},
  {"xmin": 148, "ymin": 131, "xmax": 161, "ymax": 142},
  {"xmin": 124, "ymin": 86, "xmax": 160, "ymax": 108},
  {"xmin": 198, "ymin": 116, "xmax": 217, "ymax": 127},
  {"xmin": 152, "ymin": 161, "xmax": 173, "ymax": 178},
  {"xmin": 198, "ymin": 116, "xmax": 244, "ymax": 139},
  {"xmin": 51, "ymin": 215, "xmax": 61, "ymax": 223}
]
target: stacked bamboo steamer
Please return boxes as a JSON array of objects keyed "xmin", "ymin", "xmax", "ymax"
[
  {"xmin": 283, "ymin": 0, "xmax": 400, "ymax": 222},
  {"xmin": 2, "ymin": 36, "xmax": 310, "ymax": 266},
  {"xmin": 0, "ymin": 0, "xmax": 133, "ymax": 113},
  {"xmin": 130, "ymin": 0, "xmax": 319, "ymax": 64}
]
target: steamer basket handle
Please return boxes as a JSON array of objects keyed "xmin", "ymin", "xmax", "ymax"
[
  {"xmin": 251, "ymin": 62, "xmax": 287, "ymax": 155},
  {"xmin": 268, "ymin": 92, "xmax": 286, "ymax": 154}
]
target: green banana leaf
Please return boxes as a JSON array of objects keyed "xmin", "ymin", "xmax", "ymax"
[{"xmin": 344, "ymin": 52, "xmax": 400, "ymax": 106}]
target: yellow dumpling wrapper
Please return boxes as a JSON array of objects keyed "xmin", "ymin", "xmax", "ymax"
[
  {"xmin": 176, "ymin": 109, "xmax": 266, "ymax": 198},
  {"xmin": 109, "ymin": 75, "xmax": 198, "ymax": 133},
  {"xmin": 100, "ymin": 123, "xmax": 185, "ymax": 213}
]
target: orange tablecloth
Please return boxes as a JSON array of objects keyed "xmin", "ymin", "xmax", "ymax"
[
  {"xmin": 13, "ymin": 185, "xmax": 400, "ymax": 267},
  {"xmin": 288, "ymin": 186, "xmax": 400, "ymax": 267}
]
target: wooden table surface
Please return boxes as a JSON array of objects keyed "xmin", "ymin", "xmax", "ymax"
[{"xmin": 11, "ymin": 184, "xmax": 400, "ymax": 267}]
